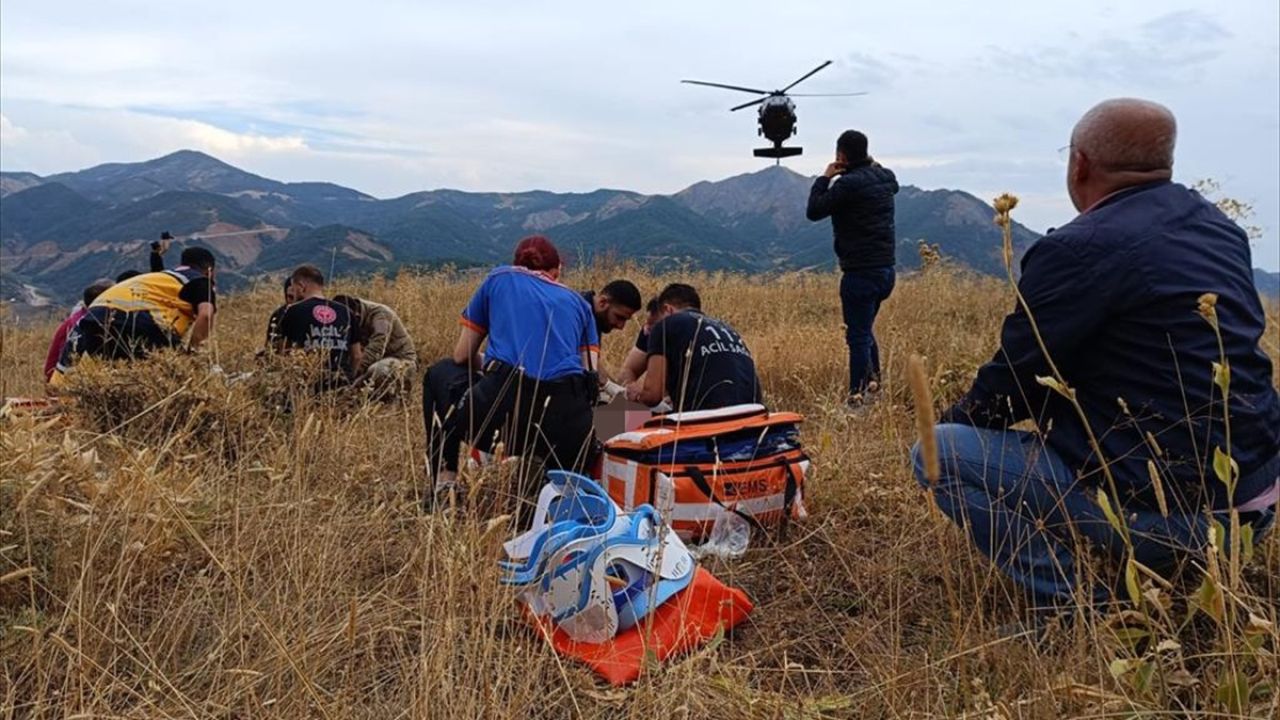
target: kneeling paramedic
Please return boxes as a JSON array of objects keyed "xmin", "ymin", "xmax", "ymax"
[
  {"xmin": 422, "ymin": 235, "xmax": 599, "ymax": 509},
  {"xmin": 271, "ymin": 265, "xmax": 358, "ymax": 390},
  {"xmin": 626, "ymin": 283, "xmax": 762, "ymax": 413},
  {"xmin": 52, "ymin": 247, "xmax": 217, "ymax": 386}
]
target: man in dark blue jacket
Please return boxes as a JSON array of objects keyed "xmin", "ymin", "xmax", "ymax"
[
  {"xmin": 806, "ymin": 130, "xmax": 899, "ymax": 406},
  {"xmin": 913, "ymin": 98, "xmax": 1280, "ymax": 608}
]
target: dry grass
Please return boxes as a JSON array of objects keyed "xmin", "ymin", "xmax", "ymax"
[{"xmin": 1, "ymin": 264, "xmax": 1277, "ymax": 718}]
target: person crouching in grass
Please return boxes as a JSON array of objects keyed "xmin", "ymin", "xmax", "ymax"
[
  {"xmin": 333, "ymin": 294, "xmax": 418, "ymax": 401},
  {"xmin": 421, "ymin": 235, "xmax": 599, "ymax": 512},
  {"xmin": 913, "ymin": 98, "xmax": 1280, "ymax": 621},
  {"xmin": 270, "ymin": 264, "xmax": 359, "ymax": 391},
  {"xmin": 51, "ymin": 246, "xmax": 217, "ymax": 389}
]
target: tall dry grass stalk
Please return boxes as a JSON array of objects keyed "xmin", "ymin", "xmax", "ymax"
[
  {"xmin": 906, "ymin": 354, "xmax": 939, "ymax": 486},
  {"xmin": 1, "ymin": 263, "xmax": 1277, "ymax": 717}
]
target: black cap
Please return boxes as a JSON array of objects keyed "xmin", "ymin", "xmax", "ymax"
[{"xmin": 160, "ymin": 231, "xmax": 173, "ymax": 240}]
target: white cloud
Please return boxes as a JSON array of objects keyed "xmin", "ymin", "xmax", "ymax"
[
  {"xmin": 0, "ymin": 0, "xmax": 1276, "ymax": 267},
  {"xmin": 0, "ymin": 113, "xmax": 28, "ymax": 144},
  {"xmin": 0, "ymin": 110, "xmax": 104, "ymax": 172},
  {"xmin": 878, "ymin": 155, "xmax": 964, "ymax": 171},
  {"xmin": 179, "ymin": 121, "xmax": 307, "ymax": 155},
  {"xmin": 0, "ymin": 103, "xmax": 312, "ymax": 175}
]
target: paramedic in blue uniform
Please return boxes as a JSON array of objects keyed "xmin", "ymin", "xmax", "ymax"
[{"xmin": 422, "ymin": 235, "xmax": 600, "ymax": 508}]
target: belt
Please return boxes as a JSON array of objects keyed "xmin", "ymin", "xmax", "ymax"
[{"xmin": 484, "ymin": 360, "xmax": 593, "ymax": 396}]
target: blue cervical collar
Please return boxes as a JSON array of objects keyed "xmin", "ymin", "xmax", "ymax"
[
  {"xmin": 499, "ymin": 473, "xmax": 618, "ymax": 585},
  {"xmin": 547, "ymin": 505, "xmax": 695, "ymax": 631}
]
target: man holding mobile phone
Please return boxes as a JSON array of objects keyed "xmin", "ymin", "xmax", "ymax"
[{"xmin": 805, "ymin": 130, "xmax": 899, "ymax": 410}]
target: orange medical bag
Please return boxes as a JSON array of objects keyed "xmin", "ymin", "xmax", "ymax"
[{"xmin": 601, "ymin": 404, "xmax": 808, "ymax": 542}]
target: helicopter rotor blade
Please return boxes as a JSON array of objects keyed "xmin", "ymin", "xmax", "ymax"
[
  {"xmin": 787, "ymin": 91, "xmax": 869, "ymax": 97},
  {"xmin": 730, "ymin": 97, "xmax": 767, "ymax": 112},
  {"xmin": 780, "ymin": 60, "xmax": 833, "ymax": 93},
  {"xmin": 681, "ymin": 79, "xmax": 770, "ymax": 95}
]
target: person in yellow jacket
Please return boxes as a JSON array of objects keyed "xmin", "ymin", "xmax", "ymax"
[{"xmin": 51, "ymin": 247, "xmax": 217, "ymax": 386}]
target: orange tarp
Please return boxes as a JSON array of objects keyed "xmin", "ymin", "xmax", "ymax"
[{"xmin": 527, "ymin": 567, "xmax": 753, "ymax": 686}]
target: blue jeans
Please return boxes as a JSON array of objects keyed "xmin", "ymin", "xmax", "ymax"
[
  {"xmin": 840, "ymin": 267, "xmax": 895, "ymax": 396},
  {"xmin": 911, "ymin": 424, "xmax": 1274, "ymax": 606}
]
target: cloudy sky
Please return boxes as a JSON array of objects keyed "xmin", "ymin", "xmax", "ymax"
[{"xmin": 2, "ymin": 1, "xmax": 1277, "ymax": 268}]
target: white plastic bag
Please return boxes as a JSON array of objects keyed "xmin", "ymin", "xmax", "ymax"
[{"xmin": 690, "ymin": 507, "xmax": 751, "ymax": 560}]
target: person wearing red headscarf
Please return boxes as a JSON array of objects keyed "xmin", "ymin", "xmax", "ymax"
[{"xmin": 422, "ymin": 236, "xmax": 600, "ymax": 511}]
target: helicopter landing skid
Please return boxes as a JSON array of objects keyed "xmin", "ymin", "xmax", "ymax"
[{"xmin": 753, "ymin": 146, "xmax": 803, "ymax": 159}]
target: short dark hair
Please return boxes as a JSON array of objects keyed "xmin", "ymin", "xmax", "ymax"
[
  {"xmin": 657, "ymin": 283, "xmax": 701, "ymax": 311},
  {"xmin": 83, "ymin": 278, "xmax": 114, "ymax": 306},
  {"xmin": 646, "ymin": 298, "xmax": 659, "ymax": 314},
  {"xmin": 290, "ymin": 264, "xmax": 325, "ymax": 286},
  {"xmin": 181, "ymin": 246, "xmax": 216, "ymax": 271},
  {"xmin": 115, "ymin": 270, "xmax": 142, "ymax": 283},
  {"xmin": 600, "ymin": 279, "xmax": 642, "ymax": 311},
  {"xmin": 837, "ymin": 130, "xmax": 868, "ymax": 162}
]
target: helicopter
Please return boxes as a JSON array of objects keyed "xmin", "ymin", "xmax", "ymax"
[{"xmin": 682, "ymin": 60, "xmax": 866, "ymax": 160}]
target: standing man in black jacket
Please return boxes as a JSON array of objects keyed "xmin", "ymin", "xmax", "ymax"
[{"xmin": 806, "ymin": 130, "xmax": 900, "ymax": 407}]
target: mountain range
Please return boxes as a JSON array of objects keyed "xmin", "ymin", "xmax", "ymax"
[{"xmin": 2, "ymin": 150, "xmax": 1276, "ymax": 304}]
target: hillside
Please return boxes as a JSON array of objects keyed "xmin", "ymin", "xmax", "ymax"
[
  {"xmin": 1256, "ymin": 268, "xmax": 1280, "ymax": 297},
  {"xmin": 2, "ymin": 151, "xmax": 1048, "ymax": 302},
  {"xmin": 0, "ymin": 170, "xmax": 42, "ymax": 197}
]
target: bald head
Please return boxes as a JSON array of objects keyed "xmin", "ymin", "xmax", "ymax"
[
  {"xmin": 1072, "ymin": 98, "xmax": 1176, "ymax": 172},
  {"xmin": 1067, "ymin": 98, "xmax": 1177, "ymax": 211}
]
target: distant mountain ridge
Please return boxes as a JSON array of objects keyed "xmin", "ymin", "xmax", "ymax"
[
  {"xmin": 3, "ymin": 149, "xmax": 1046, "ymax": 302},
  {"xmin": 1255, "ymin": 268, "xmax": 1280, "ymax": 298}
]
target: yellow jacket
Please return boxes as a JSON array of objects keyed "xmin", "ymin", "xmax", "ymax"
[{"xmin": 92, "ymin": 267, "xmax": 211, "ymax": 337}]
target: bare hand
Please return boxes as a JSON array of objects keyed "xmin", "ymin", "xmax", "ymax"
[{"xmin": 824, "ymin": 162, "xmax": 846, "ymax": 178}]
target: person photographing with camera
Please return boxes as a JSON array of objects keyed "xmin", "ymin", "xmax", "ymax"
[
  {"xmin": 149, "ymin": 231, "xmax": 172, "ymax": 269},
  {"xmin": 806, "ymin": 130, "xmax": 899, "ymax": 411}
]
